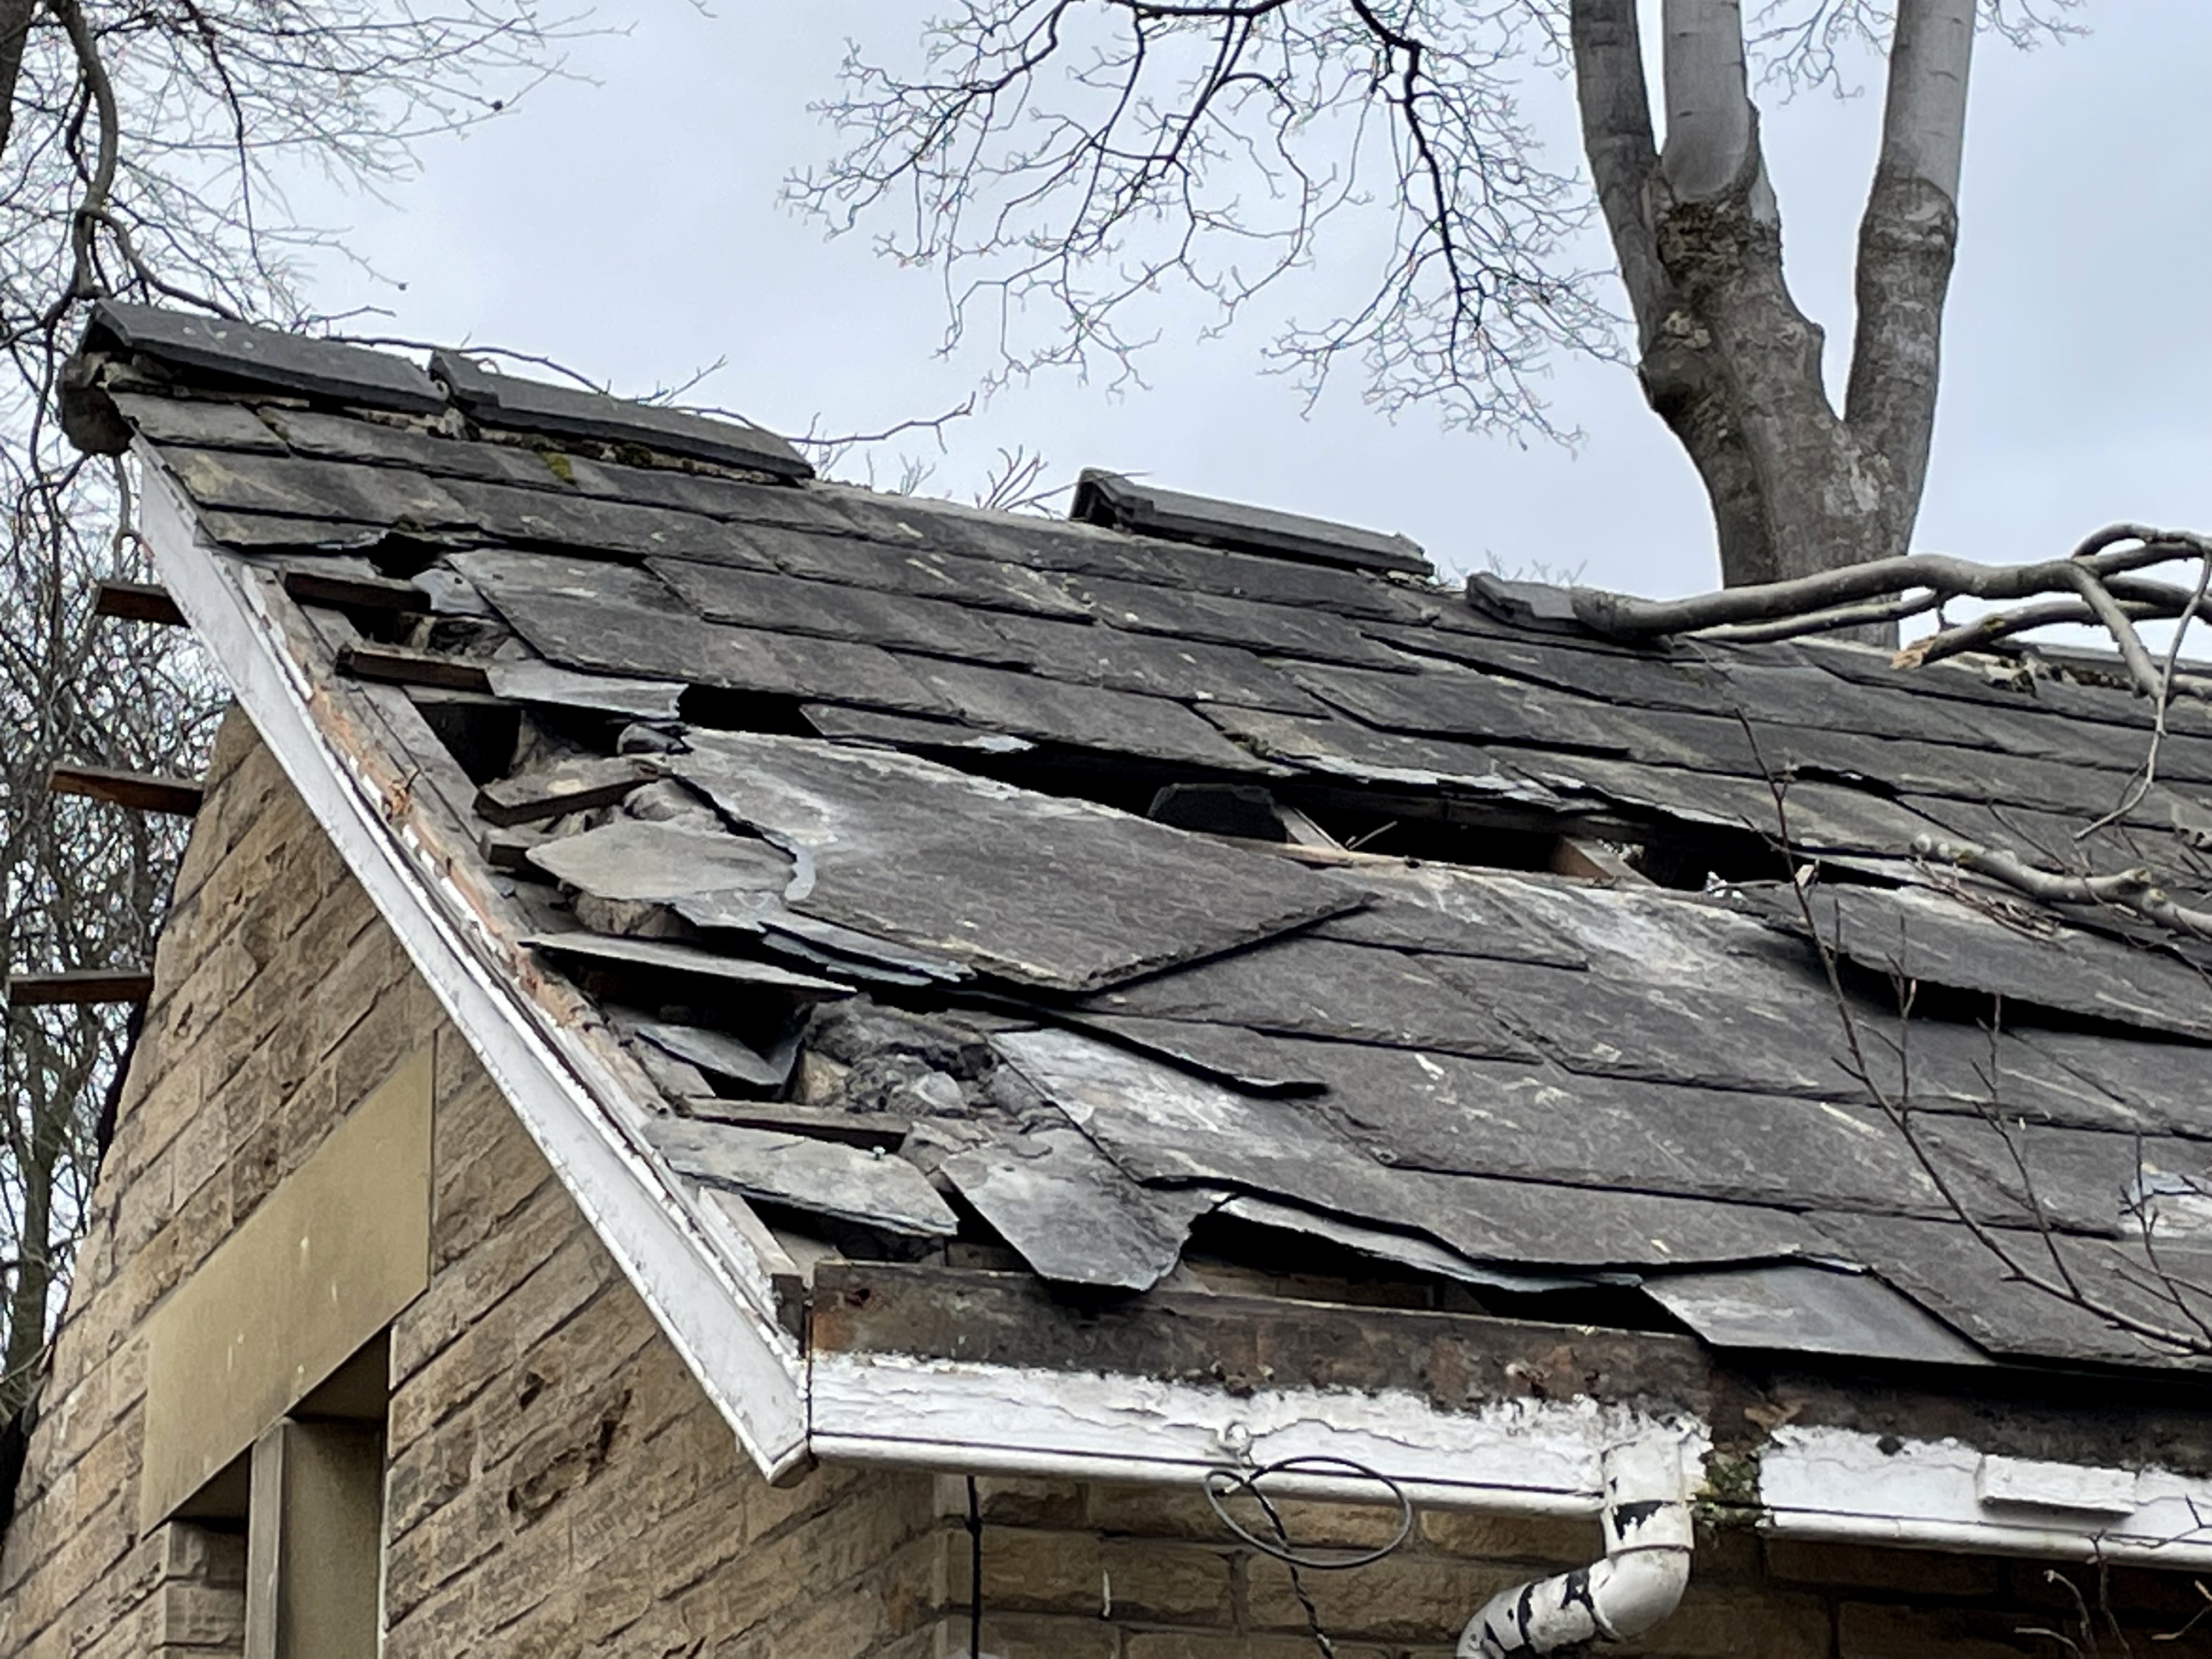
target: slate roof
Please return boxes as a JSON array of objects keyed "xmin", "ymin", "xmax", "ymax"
[{"xmin": 70, "ymin": 302, "xmax": 2212, "ymax": 1386}]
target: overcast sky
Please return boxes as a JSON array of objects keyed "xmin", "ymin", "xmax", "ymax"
[{"xmin": 281, "ymin": 4, "xmax": 2210, "ymax": 599}]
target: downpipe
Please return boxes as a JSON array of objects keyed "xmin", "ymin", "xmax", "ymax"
[{"xmin": 1458, "ymin": 1434, "xmax": 1695, "ymax": 1657}]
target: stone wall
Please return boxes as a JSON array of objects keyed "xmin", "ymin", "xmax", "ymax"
[{"xmin": 2, "ymin": 709, "xmax": 2203, "ymax": 1659}]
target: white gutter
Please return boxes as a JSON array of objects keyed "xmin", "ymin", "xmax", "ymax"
[{"xmin": 139, "ymin": 459, "xmax": 2212, "ymax": 1584}]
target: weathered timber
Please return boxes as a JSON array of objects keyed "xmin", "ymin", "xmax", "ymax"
[
  {"xmin": 810, "ymin": 1261, "xmax": 1716, "ymax": 1414},
  {"xmin": 280, "ymin": 566, "xmax": 431, "ymax": 614},
  {"xmin": 474, "ymin": 754, "xmax": 654, "ymax": 827},
  {"xmin": 334, "ymin": 641, "xmax": 492, "ymax": 693},
  {"xmin": 93, "ymin": 578, "xmax": 187, "ymax": 626},
  {"xmin": 47, "ymin": 764, "xmax": 205, "ymax": 817},
  {"xmin": 7, "ymin": 969, "xmax": 155, "ymax": 1006}
]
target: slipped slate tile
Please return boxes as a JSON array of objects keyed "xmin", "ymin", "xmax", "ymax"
[
  {"xmin": 645, "ymin": 1119, "xmax": 958, "ymax": 1235},
  {"xmin": 1743, "ymin": 881, "xmax": 2212, "ymax": 1041},
  {"xmin": 1099, "ymin": 538, "xmax": 1434, "ymax": 622},
  {"xmin": 1808, "ymin": 1211, "xmax": 2212, "ymax": 1367},
  {"xmin": 523, "ymin": 932, "xmax": 851, "ymax": 995},
  {"xmin": 901, "ymin": 656, "xmax": 1267, "ymax": 771},
  {"xmin": 1080, "ymin": 934, "xmax": 1533, "ymax": 1060},
  {"xmin": 1433, "ymin": 956, "xmax": 1846, "ymax": 1096},
  {"xmin": 986, "ymin": 612, "xmax": 1325, "ymax": 713},
  {"xmin": 991, "ymin": 1026, "xmax": 1417, "ymax": 1221},
  {"xmin": 526, "ymin": 817, "xmax": 794, "ymax": 907},
  {"xmin": 1069, "ymin": 573, "xmax": 1409, "ymax": 668},
  {"xmin": 631, "ymin": 1020, "xmax": 808, "ymax": 1090},
  {"xmin": 1199, "ymin": 705, "xmax": 1560, "ymax": 800},
  {"xmin": 257, "ymin": 405, "xmax": 563, "ymax": 488},
  {"xmin": 111, "ymin": 393, "xmax": 286, "ymax": 452},
  {"xmin": 2023, "ymin": 1029, "xmax": 2212, "ymax": 1139},
  {"xmin": 1391, "ymin": 1167, "xmax": 1832, "ymax": 1269},
  {"xmin": 939, "ymin": 1119, "xmax": 1219, "ymax": 1291},
  {"xmin": 562, "ymin": 460, "xmax": 864, "ymax": 533},
  {"xmin": 193, "ymin": 512, "xmax": 389, "ymax": 552},
  {"xmin": 482, "ymin": 659, "xmax": 687, "ymax": 720},
  {"xmin": 1644, "ymin": 1263, "xmax": 1989, "ymax": 1365},
  {"xmin": 671, "ymin": 730, "xmax": 1357, "ymax": 992},
  {"xmin": 435, "ymin": 478, "xmax": 780, "ymax": 565},
  {"xmin": 166, "ymin": 448, "xmax": 470, "ymax": 527},
  {"xmin": 1210, "ymin": 1195, "xmax": 1596, "ymax": 1294}
]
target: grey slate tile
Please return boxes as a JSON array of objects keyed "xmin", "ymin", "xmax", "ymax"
[
  {"xmin": 650, "ymin": 557, "xmax": 1026, "ymax": 664},
  {"xmin": 1285, "ymin": 658, "xmax": 1626, "ymax": 750},
  {"xmin": 1080, "ymin": 934, "xmax": 1535, "ymax": 1060},
  {"xmin": 1198, "ymin": 705, "xmax": 1560, "ymax": 799},
  {"xmin": 1069, "ymin": 573, "xmax": 1412, "ymax": 667},
  {"xmin": 166, "ymin": 448, "xmax": 471, "ymax": 527},
  {"xmin": 672, "ymin": 731, "xmax": 1357, "ymax": 992},
  {"xmin": 901, "ymin": 656, "xmax": 1270, "ymax": 771},
  {"xmin": 112, "ymin": 394, "xmax": 286, "ymax": 453},
  {"xmin": 986, "ymin": 612, "xmax": 1325, "ymax": 713}
]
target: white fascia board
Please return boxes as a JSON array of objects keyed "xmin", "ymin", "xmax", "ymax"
[
  {"xmin": 1760, "ymin": 1425, "xmax": 2212, "ymax": 1570},
  {"xmin": 809, "ymin": 1348, "xmax": 1705, "ymax": 1514},
  {"xmin": 139, "ymin": 465, "xmax": 809, "ymax": 1478}
]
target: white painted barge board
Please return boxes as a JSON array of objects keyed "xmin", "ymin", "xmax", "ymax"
[{"xmin": 141, "ymin": 462, "xmax": 812, "ymax": 1479}]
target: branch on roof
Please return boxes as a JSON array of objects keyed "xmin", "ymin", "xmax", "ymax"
[
  {"xmin": 1911, "ymin": 834, "xmax": 2212, "ymax": 944},
  {"xmin": 1570, "ymin": 523, "xmax": 2212, "ymax": 664}
]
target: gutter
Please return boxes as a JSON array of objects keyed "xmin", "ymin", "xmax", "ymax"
[{"xmin": 137, "ymin": 464, "xmax": 2212, "ymax": 1588}]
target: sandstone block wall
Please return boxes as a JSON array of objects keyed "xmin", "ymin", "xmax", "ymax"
[{"xmin": 2, "ymin": 710, "xmax": 2202, "ymax": 1659}]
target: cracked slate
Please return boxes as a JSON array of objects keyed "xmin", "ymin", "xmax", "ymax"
[{"xmin": 669, "ymin": 730, "xmax": 1357, "ymax": 992}]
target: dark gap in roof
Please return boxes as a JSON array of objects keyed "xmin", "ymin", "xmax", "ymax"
[{"xmin": 407, "ymin": 689, "xmax": 522, "ymax": 787}]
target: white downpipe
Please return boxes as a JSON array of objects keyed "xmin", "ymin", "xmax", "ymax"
[{"xmin": 1458, "ymin": 1434, "xmax": 1695, "ymax": 1657}]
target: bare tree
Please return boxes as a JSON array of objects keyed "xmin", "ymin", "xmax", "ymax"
[
  {"xmin": 790, "ymin": 0, "xmax": 2082, "ymax": 588},
  {"xmin": 0, "ymin": 0, "xmax": 573, "ymax": 1415}
]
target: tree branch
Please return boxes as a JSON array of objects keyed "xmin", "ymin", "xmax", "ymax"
[{"xmin": 1570, "ymin": 523, "xmax": 2212, "ymax": 641}]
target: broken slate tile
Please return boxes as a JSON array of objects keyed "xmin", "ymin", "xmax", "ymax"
[
  {"xmin": 940, "ymin": 1119, "xmax": 1219, "ymax": 1291},
  {"xmin": 672, "ymin": 730, "xmax": 1356, "ymax": 992},
  {"xmin": 167, "ymin": 449, "xmax": 470, "ymax": 527},
  {"xmin": 649, "ymin": 557, "xmax": 1024, "ymax": 664},
  {"xmin": 645, "ymin": 1119, "xmax": 958, "ymax": 1235},
  {"xmin": 111, "ymin": 393, "xmax": 286, "ymax": 453}
]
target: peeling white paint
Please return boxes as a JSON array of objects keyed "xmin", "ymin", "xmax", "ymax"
[
  {"xmin": 1760, "ymin": 1425, "xmax": 2212, "ymax": 1568},
  {"xmin": 810, "ymin": 1350, "xmax": 1707, "ymax": 1514}
]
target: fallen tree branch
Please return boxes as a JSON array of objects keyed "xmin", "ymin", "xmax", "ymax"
[
  {"xmin": 1911, "ymin": 833, "xmax": 2212, "ymax": 941},
  {"xmin": 1570, "ymin": 523, "xmax": 2212, "ymax": 645}
]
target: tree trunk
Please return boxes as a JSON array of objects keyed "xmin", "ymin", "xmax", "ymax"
[
  {"xmin": 2, "ymin": 1018, "xmax": 61, "ymax": 1417},
  {"xmin": 0, "ymin": 0, "xmax": 35, "ymax": 168},
  {"xmin": 1570, "ymin": 0, "xmax": 1973, "ymax": 596}
]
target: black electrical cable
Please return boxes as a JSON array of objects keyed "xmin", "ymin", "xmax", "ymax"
[
  {"xmin": 966, "ymin": 1474, "xmax": 983, "ymax": 1659},
  {"xmin": 1204, "ymin": 1455, "xmax": 1416, "ymax": 1659}
]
